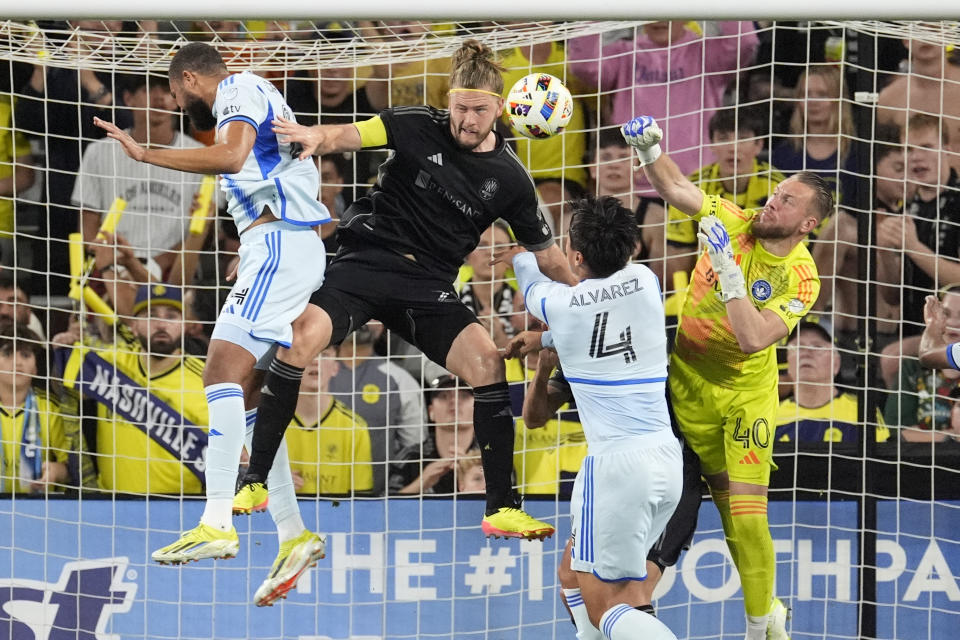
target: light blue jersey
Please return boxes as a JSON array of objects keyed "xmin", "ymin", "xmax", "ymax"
[
  {"xmin": 214, "ymin": 71, "xmax": 330, "ymax": 234},
  {"xmin": 513, "ymin": 252, "xmax": 671, "ymax": 446}
]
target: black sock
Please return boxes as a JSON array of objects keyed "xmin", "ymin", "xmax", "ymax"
[
  {"xmin": 246, "ymin": 358, "xmax": 304, "ymax": 480},
  {"xmin": 472, "ymin": 381, "xmax": 516, "ymax": 513},
  {"xmin": 635, "ymin": 604, "xmax": 656, "ymax": 617}
]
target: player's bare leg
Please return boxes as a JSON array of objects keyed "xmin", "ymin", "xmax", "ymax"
[
  {"xmin": 152, "ymin": 340, "xmax": 257, "ymax": 564},
  {"xmin": 559, "ymin": 538, "xmax": 662, "ymax": 639},
  {"xmin": 576, "ymin": 570, "xmax": 677, "ymax": 640},
  {"xmin": 235, "ymin": 303, "xmax": 334, "ymax": 512},
  {"xmin": 445, "ymin": 323, "xmax": 554, "ymax": 540}
]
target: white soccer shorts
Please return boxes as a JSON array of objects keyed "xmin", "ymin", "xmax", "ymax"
[
  {"xmin": 570, "ymin": 428, "xmax": 683, "ymax": 581},
  {"xmin": 211, "ymin": 221, "xmax": 326, "ymax": 359}
]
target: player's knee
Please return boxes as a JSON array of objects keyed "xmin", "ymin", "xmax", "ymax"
[
  {"xmin": 558, "ymin": 557, "xmax": 577, "ymax": 589},
  {"xmin": 290, "ymin": 306, "xmax": 332, "ymax": 362}
]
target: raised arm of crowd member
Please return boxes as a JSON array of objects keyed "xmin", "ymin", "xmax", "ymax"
[
  {"xmin": 919, "ymin": 294, "xmax": 960, "ymax": 370},
  {"xmin": 90, "ymin": 231, "xmax": 151, "ymax": 318}
]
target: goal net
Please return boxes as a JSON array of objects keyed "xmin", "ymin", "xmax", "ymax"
[{"xmin": 1, "ymin": 18, "xmax": 959, "ymax": 640}]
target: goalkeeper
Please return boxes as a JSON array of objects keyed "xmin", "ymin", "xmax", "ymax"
[{"xmin": 622, "ymin": 116, "xmax": 832, "ymax": 640}]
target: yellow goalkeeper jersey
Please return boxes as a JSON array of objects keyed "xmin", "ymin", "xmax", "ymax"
[
  {"xmin": 672, "ymin": 194, "xmax": 820, "ymax": 389},
  {"xmin": 666, "ymin": 159, "xmax": 785, "ymax": 245},
  {"xmin": 286, "ymin": 399, "xmax": 373, "ymax": 495},
  {"xmin": 62, "ymin": 336, "xmax": 208, "ymax": 495}
]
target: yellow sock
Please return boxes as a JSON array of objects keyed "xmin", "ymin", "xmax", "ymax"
[
  {"xmin": 710, "ymin": 488, "xmax": 740, "ymax": 569},
  {"xmin": 730, "ymin": 494, "xmax": 774, "ymax": 618}
]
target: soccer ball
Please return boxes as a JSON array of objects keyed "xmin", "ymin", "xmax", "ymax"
[{"xmin": 506, "ymin": 73, "xmax": 574, "ymax": 139}]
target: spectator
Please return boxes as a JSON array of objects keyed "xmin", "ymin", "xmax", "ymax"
[
  {"xmin": 458, "ymin": 221, "xmax": 517, "ymax": 349},
  {"xmin": 389, "ymin": 374, "xmax": 477, "ymax": 495},
  {"xmin": 318, "ymin": 152, "xmax": 352, "ymax": 257},
  {"xmin": 362, "ymin": 21, "xmax": 451, "ymax": 111},
  {"xmin": 16, "ymin": 20, "xmax": 132, "ymax": 294},
  {"xmin": 284, "ymin": 346, "xmax": 373, "ymax": 495},
  {"xmin": 294, "ymin": 64, "xmax": 378, "ymax": 128},
  {"xmin": 499, "ymin": 39, "xmax": 588, "ymax": 230},
  {"xmin": 328, "ymin": 322, "xmax": 424, "ymax": 496},
  {"xmin": 0, "ymin": 271, "xmax": 45, "ymax": 339},
  {"xmin": 884, "ymin": 284, "xmax": 960, "ymax": 443},
  {"xmin": 667, "ymin": 106, "xmax": 785, "ymax": 287},
  {"xmin": 288, "ymin": 52, "xmax": 382, "ymax": 195},
  {"xmin": 812, "ymin": 128, "xmax": 913, "ymax": 336},
  {"xmin": 568, "ymin": 21, "xmax": 759, "ymax": 196},
  {"xmin": 0, "ymin": 323, "xmax": 68, "ymax": 493},
  {"xmin": 0, "ymin": 90, "xmax": 34, "ymax": 265},
  {"xmin": 771, "ymin": 65, "xmax": 857, "ymax": 208},
  {"xmin": 57, "ymin": 283, "xmax": 208, "ymax": 494},
  {"xmin": 877, "ymin": 36, "xmax": 960, "ymax": 174},
  {"xmin": 457, "ymin": 449, "xmax": 486, "ymax": 493},
  {"xmin": 876, "ymin": 114, "xmax": 960, "ymax": 339},
  {"xmin": 588, "ymin": 129, "xmax": 665, "ymax": 284},
  {"xmin": 776, "ymin": 319, "xmax": 888, "ymax": 443},
  {"xmin": 73, "ymin": 73, "xmax": 205, "ymax": 280}
]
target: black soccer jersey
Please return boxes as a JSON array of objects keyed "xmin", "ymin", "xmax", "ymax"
[{"xmin": 338, "ymin": 106, "xmax": 555, "ymax": 281}]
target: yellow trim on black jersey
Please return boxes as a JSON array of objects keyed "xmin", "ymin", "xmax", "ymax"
[{"xmin": 356, "ymin": 116, "xmax": 387, "ymax": 148}]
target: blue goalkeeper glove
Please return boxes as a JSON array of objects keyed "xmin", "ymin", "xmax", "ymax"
[
  {"xmin": 620, "ymin": 116, "xmax": 663, "ymax": 166},
  {"xmin": 697, "ymin": 215, "xmax": 746, "ymax": 303}
]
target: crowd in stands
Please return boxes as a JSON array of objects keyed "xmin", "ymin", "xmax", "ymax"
[{"xmin": 1, "ymin": 19, "xmax": 960, "ymax": 497}]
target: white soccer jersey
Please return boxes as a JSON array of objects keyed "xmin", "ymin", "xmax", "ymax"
[
  {"xmin": 514, "ymin": 252, "xmax": 671, "ymax": 444},
  {"xmin": 949, "ymin": 343, "xmax": 960, "ymax": 370},
  {"xmin": 214, "ymin": 71, "xmax": 330, "ymax": 234}
]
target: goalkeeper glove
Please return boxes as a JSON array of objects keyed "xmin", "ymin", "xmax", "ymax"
[
  {"xmin": 620, "ymin": 116, "xmax": 663, "ymax": 166},
  {"xmin": 697, "ymin": 215, "xmax": 747, "ymax": 303}
]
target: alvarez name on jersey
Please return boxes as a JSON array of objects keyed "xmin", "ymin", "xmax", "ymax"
[{"xmin": 514, "ymin": 253, "xmax": 671, "ymax": 443}]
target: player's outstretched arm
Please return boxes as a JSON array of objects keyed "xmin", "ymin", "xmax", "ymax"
[
  {"xmin": 532, "ymin": 243, "xmax": 578, "ymax": 286},
  {"xmin": 919, "ymin": 295, "xmax": 955, "ymax": 370},
  {"xmin": 94, "ymin": 117, "xmax": 255, "ymax": 175},
  {"xmin": 621, "ymin": 116, "xmax": 703, "ymax": 217},
  {"xmin": 522, "ymin": 348, "xmax": 569, "ymax": 429},
  {"xmin": 699, "ymin": 215, "xmax": 787, "ymax": 353},
  {"xmin": 272, "ymin": 116, "xmax": 362, "ymax": 160}
]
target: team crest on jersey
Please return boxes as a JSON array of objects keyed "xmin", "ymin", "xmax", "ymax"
[
  {"xmin": 479, "ymin": 178, "xmax": 499, "ymax": 201},
  {"xmin": 751, "ymin": 279, "xmax": 772, "ymax": 301}
]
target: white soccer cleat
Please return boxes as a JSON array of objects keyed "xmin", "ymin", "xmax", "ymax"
[
  {"xmin": 253, "ymin": 530, "xmax": 326, "ymax": 607},
  {"xmin": 767, "ymin": 597, "xmax": 791, "ymax": 640}
]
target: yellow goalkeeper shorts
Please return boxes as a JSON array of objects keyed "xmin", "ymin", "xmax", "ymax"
[{"xmin": 669, "ymin": 356, "xmax": 777, "ymax": 486}]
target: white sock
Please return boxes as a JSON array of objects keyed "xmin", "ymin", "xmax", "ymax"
[
  {"xmin": 200, "ymin": 383, "xmax": 246, "ymax": 532},
  {"xmin": 599, "ymin": 604, "xmax": 677, "ymax": 640},
  {"xmin": 562, "ymin": 588, "xmax": 603, "ymax": 640},
  {"xmin": 245, "ymin": 409, "xmax": 304, "ymax": 543},
  {"xmin": 746, "ymin": 614, "xmax": 768, "ymax": 640}
]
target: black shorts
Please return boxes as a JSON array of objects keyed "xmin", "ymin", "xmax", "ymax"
[
  {"xmin": 646, "ymin": 439, "xmax": 703, "ymax": 570},
  {"xmin": 309, "ymin": 246, "xmax": 479, "ymax": 367}
]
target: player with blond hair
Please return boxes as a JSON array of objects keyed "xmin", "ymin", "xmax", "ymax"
[{"xmin": 235, "ymin": 39, "xmax": 576, "ymax": 539}]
